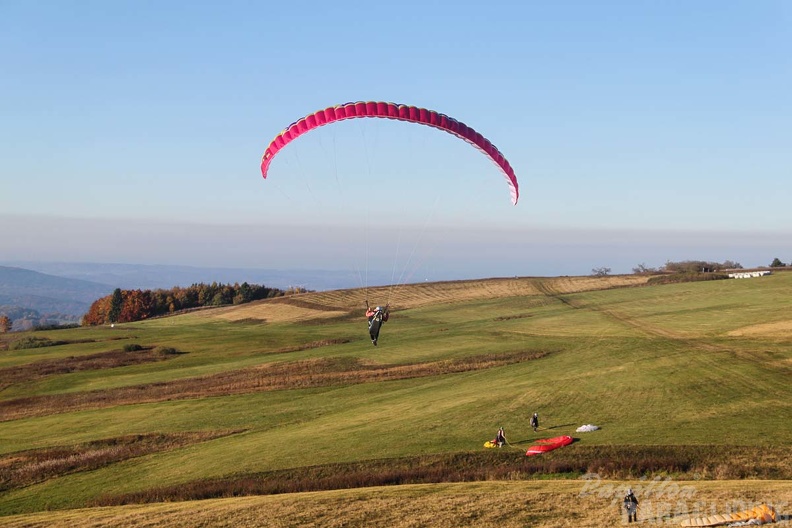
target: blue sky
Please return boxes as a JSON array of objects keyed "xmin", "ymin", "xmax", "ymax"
[{"xmin": 1, "ymin": 1, "xmax": 791, "ymax": 282}]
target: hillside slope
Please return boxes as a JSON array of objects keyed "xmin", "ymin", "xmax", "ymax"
[
  {"xmin": 1, "ymin": 272, "xmax": 790, "ymax": 524},
  {"xmin": 200, "ymin": 274, "xmax": 652, "ymax": 323}
]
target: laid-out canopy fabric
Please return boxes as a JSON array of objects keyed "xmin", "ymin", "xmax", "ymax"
[
  {"xmin": 679, "ymin": 504, "xmax": 776, "ymax": 526},
  {"xmin": 525, "ymin": 435, "xmax": 573, "ymax": 456},
  {"xmin": 576, "ymin": 424, "xmax": 600, "ymax": 432}
]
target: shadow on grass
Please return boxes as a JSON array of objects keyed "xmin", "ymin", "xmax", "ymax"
[{"xmin": 544, "ymin": 423, "xmax": 576, "ymax": 430}]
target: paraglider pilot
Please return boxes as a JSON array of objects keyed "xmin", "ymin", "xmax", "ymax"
[
  {"xmin": 365, "ymin": 301, "xmax": 389, "ymax": 346},
  {"xmin": 623, "ymin": 488, "xmax": 639, "ymax": 523},
  {"xmin": 494, "ymin": 427, "xmax": 506, "ymax": 447},
  {"xmin": 530, "ymin": 412, "xmax": 539, "ymax": 432}
]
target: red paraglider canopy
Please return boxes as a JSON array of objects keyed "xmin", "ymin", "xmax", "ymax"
[
  {"xmin": 260, "ymin": 101, "xmax": 519, "ymax": 205},
  {"xmin": 525, "ymin": 435, "xmax": 573, "ymax": 456}
]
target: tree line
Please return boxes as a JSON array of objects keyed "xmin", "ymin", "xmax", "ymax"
[
  {"xmin": 632, "ymin": 258, "xmax": 792, "ymax": 274},
  {"xmin": 636, "ymin": 259, "xmax": 743, "ymax": 274},
  {"xmin": 0, "ymin": 307, "xmax": 79, "ymax": 333},
  {"xmin": 591, "ymin": 260, "xmax": 745, "ymax": 278},
  {"xmin": 82, "ymin": 282, "xmax": 304, "ymax": 326}
]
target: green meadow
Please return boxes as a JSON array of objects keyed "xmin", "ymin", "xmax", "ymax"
[{"xmin": 1, "ymin": 273, "xmax": 791, "ymax": 526}]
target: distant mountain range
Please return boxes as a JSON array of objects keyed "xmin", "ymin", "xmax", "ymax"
[
  {"xmin": 0, "ymin": 266, "xmax": 116, "ymax": 329},
  {"xmin": 0, "ymin": 261, "xmax": 390, "ymax": 291},
  {"xmin": 0, "ymin": 262, "xmax": 394, "ymax": 329}
]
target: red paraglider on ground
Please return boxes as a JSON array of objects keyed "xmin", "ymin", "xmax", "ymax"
[
  {"xmin": 525, "ymin": 435, "xmax": 573, "ymax": 456},
  {"xmin": 260, "ymin": 101, "xmax": 519, "ymax": 205}
]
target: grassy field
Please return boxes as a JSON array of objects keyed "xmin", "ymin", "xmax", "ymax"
[
  {"xmin": 1, "ymin": 273, "xmax": 791, "ymax": 526},
  {"xmin": 1, "ymin": 481, "xmax": 790, "ymax": 528}
]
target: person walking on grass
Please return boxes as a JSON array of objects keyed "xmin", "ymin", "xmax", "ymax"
[{"xmin": 623, "ymin": 488, "xmax": 639, "ymax": 523}]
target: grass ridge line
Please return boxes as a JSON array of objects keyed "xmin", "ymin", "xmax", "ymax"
[
  {"xmin": 90, "ymin": 444, "xmax": 792, "ymax": 507},
  {"xmin": 0, "ymin": 350, "xmax": 549, "ymax": 422},
  {"xmin": 0, "ymin": 430, "xmax": 244, "ymax": 493}
]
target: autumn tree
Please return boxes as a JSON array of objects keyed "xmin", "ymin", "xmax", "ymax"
[
  {"xmin": 0, "ymin": 315, "xmax": 12, "ymax": 333},
  {"xmin": 83, "ymin": 296, "xmax": 112, "ymax": 325},
  {"xmin": 234, "ymin": 282, "xmax": 252, "ymax": 304},
  {"xmin": 82, "ymin": 282, "xmax": 294, "ymax": 325},
  {"xmin": 119, "ymin": 289, "xmax": 154, "ymax": 322},
  {"xmin": 108, "ymin": 288, "xmax": 123, "ymax": 323}
]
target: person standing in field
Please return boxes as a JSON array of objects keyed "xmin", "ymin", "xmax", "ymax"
[
  {"xmin": 494, "ymin": 427, "xmax": 506, "ymax": 447},
  {"xmin": 530, "ymin": 412, "xmax": 539, "ymax": 432},
  {"xmin": 623, "ymin": 488, "xmax": 639, "ymax": 523}
]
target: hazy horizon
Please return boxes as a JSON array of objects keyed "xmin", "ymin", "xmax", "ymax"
[
  {"xmin": 3, "ymin": 2, "xmax": 790, "ymax": 279},
  {"xmin": 3, "ymin": 214, "xmax": 789, "ymax": 285}
]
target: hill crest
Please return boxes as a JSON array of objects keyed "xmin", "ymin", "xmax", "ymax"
[{"xmin": 197, "ymin": 274, "xmax": 652, "ymax": 324}]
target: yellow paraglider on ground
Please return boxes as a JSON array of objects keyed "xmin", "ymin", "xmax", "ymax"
[{"xmin": 679, "ymin": 503, "xmax": 776, "ymax": 526}]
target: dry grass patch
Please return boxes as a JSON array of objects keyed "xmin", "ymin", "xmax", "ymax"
[
  {"xmin": 200, "ymin": 275, "xmax": 653, "ymax": 324},
  {"xmin": 268, "ymin": 338, "xmax": 351, "ymax": 353},
  {"xmin": 3, "ymin": 481, "xmax": 792, "ymax": 528},
  {"xmin": 0, "ymin": 346, "xmax": 183, "ymax": 391},
  {"xmin": 0, "ymin": 430, "xmax": 242, "ymax": 493},
  {"xmin": 87, "ymin": 444, "xmax": 792, "ymax": 508},
  {"xmin": 494, "ymin": 314, "xmax": 533, "ymax": 321},
  {"xmin": 7, "ymin": 336, "xmax": 97, "ymax": 350},
  {"xmin": 202, "ymin": 297, "xmax": 349, "ymax": 324},
  {"xmin": 0, "ymin": 350, "xmax": 548, "ymax": 422},
  {"xmin": 727, "ymin": 319, "xmax": 792, "ymax": 337}
]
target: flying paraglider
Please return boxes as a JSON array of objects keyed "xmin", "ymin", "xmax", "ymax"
[
  {"xmin": 259, "ymin": 102, "xmax": 519, "ymax": 344},
  {"xmin": 260, "ymin": 101, "xmax": 520, "ymax": 205}
]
